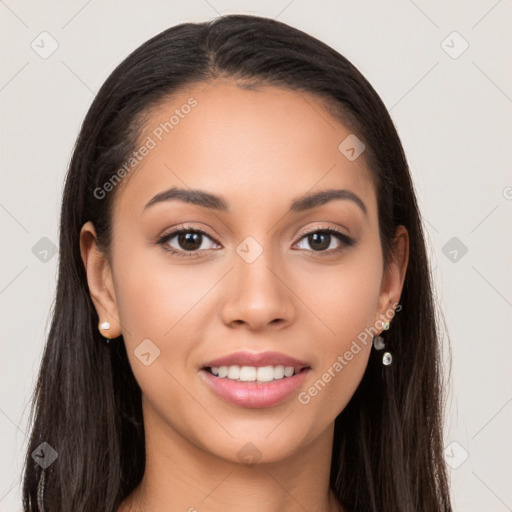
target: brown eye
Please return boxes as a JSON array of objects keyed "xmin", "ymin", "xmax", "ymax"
[
  {"xmin": 157, "ymin": 226, "xmax": 220, "ymax": 257},
  {"xmin": 294, "ymin": 227, "xmax": 355, "ymax": 256},
  {"xmin": 304, "ymin": 232, "xmax": 332, "ymax": 251},
  {"xmin": 176, "ymin": 231, "xmax": 203, "ymax": 251}
]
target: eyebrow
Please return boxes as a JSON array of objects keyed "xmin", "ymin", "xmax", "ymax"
[{"xmin": 143, "ymin": 186, "xmax": 367, "ymax": 216}]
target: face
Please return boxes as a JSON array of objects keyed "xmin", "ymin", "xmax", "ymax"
[{"xmin": 81, "ymin": 80, "xmax": 408, "ymax": 465}]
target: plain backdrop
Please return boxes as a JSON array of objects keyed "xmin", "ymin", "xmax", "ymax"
[{"xmin": 1, "ymin": 1, "xmax": 511, "ymax": 511}]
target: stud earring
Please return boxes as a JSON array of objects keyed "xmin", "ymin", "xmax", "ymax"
[
  {"xmin": 98, "ymin": 316, "xmax": 113, "ymax": 344},
  {"xmin": 372, "ymin": 319, "xmax": 392, "ymax": 366}
]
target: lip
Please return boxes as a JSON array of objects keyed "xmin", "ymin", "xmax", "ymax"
[
  {"xmin": 200, "ymin": 366, "xmax": 311, "ymax": 408},
  {"xmin": 201, "ymin": 351, "xmax": 310, "ymax": 370},
  {"xmin": 200, "ymin": 351, "xmax": 311, "ymax": 408}
]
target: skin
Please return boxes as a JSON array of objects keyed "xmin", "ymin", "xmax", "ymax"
[{"xmin": 80, "ymin": 80, "xmax": 408, "ymax": 512}]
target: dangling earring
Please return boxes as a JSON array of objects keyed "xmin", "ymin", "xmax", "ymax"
[
  {"xmin": 98, "ymin": 316, "xmax": 113, "ymax": 344},
  {"xmin": 372, "ymin": 320, "xmax": 392, "ymax": 365}
]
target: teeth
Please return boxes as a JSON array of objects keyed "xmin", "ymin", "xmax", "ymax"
[
  {"xmin": 256, "ymin": 366, "xmax": 273, "ymax": 382},
  {"xmin": 209, "ymin": 365, "xmax": 299, "ymax": 382},
  {"xmin": 227, "ymin": 366, "xmax": 240, "ymax": 380},
  {"xmin": 273, "ymin": 365, "xmax": 284, "ymax": 379},
  {"xmin": 239, "ymin": 366, "xmax": 256, "ymax": 381}
]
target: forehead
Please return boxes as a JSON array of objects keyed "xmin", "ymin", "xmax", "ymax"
[{"xmin": 113, "ymin": 80, "xmax": 376, "ymax": 221}]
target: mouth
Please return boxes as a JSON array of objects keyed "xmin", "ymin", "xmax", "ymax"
[{"xmin": 199, "ymin": 351, "xmax": 311, "ymax": 408}]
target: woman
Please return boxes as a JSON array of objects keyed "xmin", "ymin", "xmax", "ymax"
[{"xmin": 22, "ymin": 14, "xmax": 452, "ymax": 512}]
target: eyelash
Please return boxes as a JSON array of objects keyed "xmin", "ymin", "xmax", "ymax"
[{"xmin": 156, "ymin": 224, "xmax": 355, "ymax": 258}]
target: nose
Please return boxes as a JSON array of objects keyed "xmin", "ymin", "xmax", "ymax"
[{"xmin": 221, "ymin": 250, "xmax": 295, "ymax": 331}]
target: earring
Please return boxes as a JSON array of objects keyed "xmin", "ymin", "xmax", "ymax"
[
  {"xmin": 373, "ymin": 319, "xmax": 392, "ymax": 365},
  {"xmin": 98, "ymin": 317, "xmax": 113, "ymax": 344}
]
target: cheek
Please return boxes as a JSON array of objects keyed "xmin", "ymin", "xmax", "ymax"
[
  {"xmin": 297, "ymin": 246, "xmax": 383, "ymax": 346},
  {"xmin": 111, "ymin": 248, "xmax": 211, "ymax": 429},
  {"xmin": 112, "ymin": 245, "xmax": 223, "ymax": 398},
  {"xmin": 294, "ymin": 248, "xmax": 382, "ymax": 414},
  {"xmin": 113, "ymin": 243, "xmax": 213, "ymax": 341}
]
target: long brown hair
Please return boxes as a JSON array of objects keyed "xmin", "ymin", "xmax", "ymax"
[{"xmin": 22, "ymin": 14, "xmax": 452, "ymax": 511}]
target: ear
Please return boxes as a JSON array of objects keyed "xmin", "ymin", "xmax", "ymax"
[
  {"xmin": 79, "ymin": 221, "xmax": 122, "ymax": 339},
  {"xmin": 374, "ymin": 224, "xmax": 409, "ymax": 329}
]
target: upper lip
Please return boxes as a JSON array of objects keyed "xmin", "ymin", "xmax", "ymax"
[{"xmin": 202, "ymin": 351, "xmax": 311, "ymax": 370}]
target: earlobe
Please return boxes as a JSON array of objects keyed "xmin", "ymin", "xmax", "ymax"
[{"xmin": 79, "ymin": 221, "xmax": 122, "ymax": 338}]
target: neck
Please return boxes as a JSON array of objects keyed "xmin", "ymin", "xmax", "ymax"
[{"xmin": 118, "ymin": 401, "xmax": 344, "ymax": 512}]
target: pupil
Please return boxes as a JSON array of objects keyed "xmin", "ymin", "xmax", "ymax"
[
  {"xmin": 179, "ymin": 232, "xmax": 201, "ymax": 251},
  {"xmin": 309, "ymin": 232, "xmax": 330, "ymax": 251}
]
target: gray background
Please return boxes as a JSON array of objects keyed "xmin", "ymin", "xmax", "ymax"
[{"xmin": 1, "ymin": 1, "xmax": 511, "ymax": 510}]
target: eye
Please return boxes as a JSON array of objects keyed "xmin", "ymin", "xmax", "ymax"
[
  {"xmin": 156, "ymin": 225, "xmax": 220, "ymax": 257},
  {"xmin": 156, "ymin": 224, "xmax": 355, "ymax": 258},
  {"xmin": 293, "ymin": 226, "xmax": 355, "ymax": 256}
]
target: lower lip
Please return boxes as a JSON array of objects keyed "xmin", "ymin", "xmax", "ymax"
[{"xmin": 200, "ymin": 368, "xmax": 310, "ymax": 408}]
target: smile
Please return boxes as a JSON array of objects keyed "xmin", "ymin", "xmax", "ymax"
[{"xmin": 200, "ymin": 351, "xmax": 311, "ymax": 408}]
